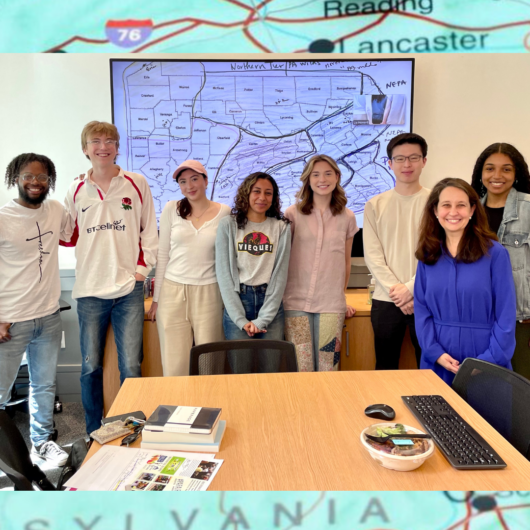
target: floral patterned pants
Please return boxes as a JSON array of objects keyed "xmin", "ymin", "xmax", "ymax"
[{"xmin": 284, "ymin": 310, "xmax": 345, "ymax": 372}]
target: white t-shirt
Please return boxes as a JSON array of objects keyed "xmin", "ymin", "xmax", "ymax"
[
  {"xmin": 235, "ymin": 218, "xmax": 287, "ymax": 286},
  {"xmin": 0, "ymin": 199, "xmax": 69, "ymax": 322},
  {"xmin": 153, "ymin": 202, "xmax": 231, "ymax": 300}
]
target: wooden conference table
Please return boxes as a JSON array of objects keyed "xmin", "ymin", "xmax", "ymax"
[
  {"xmin": 85, "ymin": 369, "xmax": 530, "ymax": 490},
  {"xmin": 101, "ymin": 290, "xmax": 417, "ymax": 414}
]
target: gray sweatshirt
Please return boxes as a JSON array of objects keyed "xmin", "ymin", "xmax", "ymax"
[{"xmin": 215, "ymin": 215, "xmax": 291, "ymax": 330}]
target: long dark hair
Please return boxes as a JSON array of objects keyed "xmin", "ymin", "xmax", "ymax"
[
  {"xmin": 296, "ymin": 154, "xmax": 347, "ymax": 216},
  {"xmin": 231, "ymin": 172, "xmax": 289, "ymax": 229},
  {"xmin": 471, "ymin": 143, "xmax": 530, "ymax": 198},
  {"xmin": 416, "ymin": 178, "xmax": 497, "ymax": 265}
]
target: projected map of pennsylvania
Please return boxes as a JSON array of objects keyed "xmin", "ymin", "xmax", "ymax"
[{"xmin": 113, "ymin": 60, "xmax": 412, "ymax": 227}]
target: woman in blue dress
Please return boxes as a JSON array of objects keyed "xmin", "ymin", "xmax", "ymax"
[{"xmin": 414, "ymin": 178, "xmax": 516, "ymax": 384}]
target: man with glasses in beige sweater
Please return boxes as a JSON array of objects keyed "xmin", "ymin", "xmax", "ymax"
[{"xmin": 363, "ymin": 133, "xmax": 430, "ymax": 370}]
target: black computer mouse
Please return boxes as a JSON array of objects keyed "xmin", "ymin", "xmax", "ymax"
[{"xmin": 364, "ymin": 404, "xmax": 396, "ymax": 420}]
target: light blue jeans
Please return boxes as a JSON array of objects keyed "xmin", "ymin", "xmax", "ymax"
[
  {"xmin": 0, "ymin": 309, "xmax": 61, "ymax": 445},
  {"xmin": 77, "ymin": 281, "xmax": 144, "ymax": 435},
  {"xmin": 223, "ymin": 283, "xmax": 285, "ymax": 373}
]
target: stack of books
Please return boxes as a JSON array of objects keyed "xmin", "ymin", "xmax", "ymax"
[{"xmin": 140, "ymin": 405, "xmax": 226, "ymax": 452}]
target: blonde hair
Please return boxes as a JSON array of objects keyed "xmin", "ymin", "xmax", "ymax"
[
  {"xmin": 81, "ymin": 121, "xmax": 120, "ymax": 160},
  {"xmin": 296, "ymin": 154, "xmax": 347, "ymax": 215}
]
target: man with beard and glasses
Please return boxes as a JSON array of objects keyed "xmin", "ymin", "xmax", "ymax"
[{"xmin": 0, "ymin": 153, "xmax": 71, "ymax": 466}]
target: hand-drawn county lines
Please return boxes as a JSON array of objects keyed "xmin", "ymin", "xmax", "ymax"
[{"xmin": 113, "ymin": 60, "xmax": 413, "ymax": 226}]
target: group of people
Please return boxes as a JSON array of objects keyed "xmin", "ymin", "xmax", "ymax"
[
  {"xmin": 0, "ymin": 121, "xmax": 528, "ymax": 468},
  {"xmin": 364, "ymin": 134, "xmax": 529, "ymax": 388},
  {"xmin": 149, "ymin": 154, "xmax": 358, "ymax": 376}
]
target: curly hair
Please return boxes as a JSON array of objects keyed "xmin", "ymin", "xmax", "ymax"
[
  {"xmin": 296, "ymin": 154, "xmax": 348, "ymax": 216},
  {"xmin": 231, "ymin": 172, "xmax": 289, "ymax": 229},
  {"xmin": 470, "ymin": 143, "xmax": 530, "ymax": 198},
  {"xmin": 4, "ymin": 153, "xmax": 57, "ymax": 191},
  {"xmin": 416, "ymin": 178, "xmax": 497, "ymax": 265}
]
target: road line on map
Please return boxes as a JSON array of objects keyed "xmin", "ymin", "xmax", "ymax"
[
  {"xmin": 132, "ymin": 22, "xmax": 201, "ymax": 52},
  {"xmin": 243, "ymin": 26, "xmax": 274, "ymax": 51},
  {"xmin": 463, "ymin": 497, "xmax": 473, "ymax": 530},
  {"xmin": 494, "ymin": 507, "xmax": 511, "ymax": 530},
  {"xmin": 525, "ymin": 31, "xmax": 530, "ymax": 50},
  {"xmin": 445, "ymin": 513, "xmax": 476, "ymax": 530},
  {"xmin": 500, "ymin": 503, "xmax": 530, "ymax": 511},
  {"xmin": 265, "ymin": 11, "xmax": 530, "ymax": 31},
  {"xmin": 45, "ymin": 36, "xmax": 108, "ymax": 52},
  {"xmin": 243, "ymin": 0, "xmax": 277, "ymax": 27},
  {"xmin": 153, "ymin": 17, "xmax": 243, "ymax": 30},
  {"xmin": 222, "ymin": 0, "xmax": 255, "ymax": 12},
  {"xmin": 389, "ymin": 10, "xmax": 530, "ymax": 32},
  {"xmin": 281, "ymin": 492, "xmax": 326, "ymax": 530},
  {"xmin": 249, "ymin": 0, "xmax": 282, "ymax": 52}
]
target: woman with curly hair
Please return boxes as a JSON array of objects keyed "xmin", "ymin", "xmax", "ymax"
[
  {"xmin": 414, "ymin": 178, "xmax": 516, "ymax": 385},
  {"xmin": 471, "ymin": 143, "xmax": 530, "ymax": 380},
  {"xmin": 215, "ymin": 172, "xmax": 291, "ymax": 373},
  {"xmin": 282, "ymin": 155, "xmax": 358, "ymax": 371}
]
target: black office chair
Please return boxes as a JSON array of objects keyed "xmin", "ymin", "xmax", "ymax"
[
  {"xmin": 452, "ymin": 358, "xmax": 530, "ymax": 460},
  {"xmin": 189, "ymin": 340, "xmax": 298, "ymax": 375},
  {"xmin": 0, "ymin": 411, "xmax": 56, "ymax": 490}
]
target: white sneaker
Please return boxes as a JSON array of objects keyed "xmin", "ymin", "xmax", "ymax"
[{"xmin": 31, "ymin": 441, "xmax": 68, "ymax": 467}]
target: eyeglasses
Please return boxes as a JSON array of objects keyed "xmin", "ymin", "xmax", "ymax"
[
  {"xmin": 19, "ymin": 173, "xmax": 50, "ymax": 183},
  {"xmin": 391, "ymin": 155, "xmax": 423, "ymax": 163},
  {"xmin": 86, "ymin": 139, "xmax": 118, "ymax": 146}
]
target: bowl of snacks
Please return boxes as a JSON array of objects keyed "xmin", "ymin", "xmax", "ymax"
[{"xmin": 360, "ymin": 423, "xmax": 435, "ymax": 471}]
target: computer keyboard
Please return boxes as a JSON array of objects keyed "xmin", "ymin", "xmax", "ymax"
[{"xmin": 401, "ymin": 395, "xmax": 506, "ymax": 470}]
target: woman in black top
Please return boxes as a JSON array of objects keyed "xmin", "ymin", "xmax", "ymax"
[{"xmin": 471, "ymin": 143, "xmax": 530, "ymax": 379}]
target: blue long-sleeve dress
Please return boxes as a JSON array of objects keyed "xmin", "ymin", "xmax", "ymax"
[{"xmin": 414, "ymin": 241, "xmax": 516, "ymax": 385}]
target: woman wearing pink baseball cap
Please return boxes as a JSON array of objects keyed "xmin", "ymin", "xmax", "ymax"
[{"xmin": 147, "ymin": 160, "xmax": 230, "ymax": 376}]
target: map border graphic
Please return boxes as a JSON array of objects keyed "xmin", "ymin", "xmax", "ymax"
[
  {"xmin": 1, "ymin": 491, "xmax": 530, "ymax": 529},
  {"xmin": 40, "ymin": 0, "xmax": 530, "ymax": 54}
]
